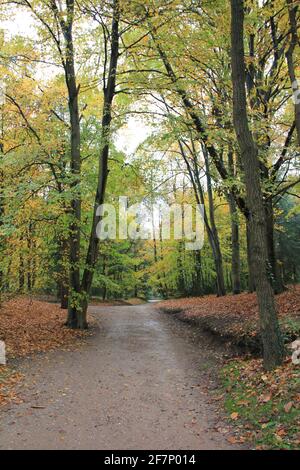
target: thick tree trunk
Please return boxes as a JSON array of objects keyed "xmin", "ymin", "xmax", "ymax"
[
  {"xmin": 65, "ymin": 78, "xmax": 82, "ymax": 327},
  {"xmin": 80, "ymin": 0, "xmax": 120, "ymax": 318},
  {"xmin": 49, "ymin": 3, "xmax": 83, "ymax": 329},
  {"xmin": 231, "ymin": 0, "xmax": 284, "ymax": 370}
]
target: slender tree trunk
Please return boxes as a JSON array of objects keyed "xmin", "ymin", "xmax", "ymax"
[
  {"xmin": 246, "ymin": 219, "xmax": 256, "ymax": 292},
  {"xmin": 102, "ymin": 255, "xmax": 107, "ymax": 301},
  {"xmin": 152, "ymin": 34, "xmax": 247, "ymax": 217},
  {"xmin": 58, "ymin": 236, "xmax": 69, "ymax": 309},
  {"xmin": 228, "ymin": 193, "xmax": 241, "ymax": 294},
  {"xmin": 19, "ymin": 243, "xmax": 25, "ymax": 293},
  {"xmin": 194, "ymin": 157, "xmax": 225, "ymax": 296},
  {"xmin": 192, "ymin": 249, "xmax": 203, "ymax": 296},
  {"xmin": 227, "ymin": 150, "xmax": 241, "ymax": 294},
  {"xmin": 151, "ymin": 199, "xmax": 165, "ymax": 296},
  {"xmin": 27, "ymin": 220, "xmax": 33, "ymax": 293},
  {"xmin": 80, "ymin": 0, "xmax": 120, "ymax": 318},
  {"xmin": 158, "ymin": 217, "xmax": 169, "ymax": 298},
  {"xmin": 203, "ymin": 146, "xmax": 226, "ymax": 296},
  {"xmin": 231, "ymin": 0, "xmax": 284, "ymax": 370},
  {"xmin": 178, "ymin": 141, "xmax": 226, "ymax": 296},
  {"xmin": 265, "ymin": 198, "xmax": 285, "ymax": 294}
]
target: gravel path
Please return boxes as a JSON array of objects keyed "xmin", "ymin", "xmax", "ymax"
[{"xmin": 0, "ymin": 304, "xmax": 243, "ymax": 450}]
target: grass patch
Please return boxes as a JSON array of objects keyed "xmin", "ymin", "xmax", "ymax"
[{"xmin": 220, "ymin": 358, "xmax": 300, "ymax": 449}]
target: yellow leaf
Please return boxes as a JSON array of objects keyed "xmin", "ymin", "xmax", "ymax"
[{"xmin": 230, "ymin": 412, "xmax": 239, "ymax": 420}]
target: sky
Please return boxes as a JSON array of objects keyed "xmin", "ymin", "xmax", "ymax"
[{"xmin": 1, "ymin": 9, "xmax": 150, "ymax": 156}]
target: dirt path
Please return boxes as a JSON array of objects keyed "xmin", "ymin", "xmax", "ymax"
[{"xmin": 0, "ymin": 304, "xmax": 243, "ymax": 450}]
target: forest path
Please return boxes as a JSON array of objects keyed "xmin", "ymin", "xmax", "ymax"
[{"xmin": 0, "ymin": 304, "xmax": 243, "ymax": 450}]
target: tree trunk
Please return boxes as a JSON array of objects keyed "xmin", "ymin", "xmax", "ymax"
[
  {"xmin": 102, "ymin": 255, "xmax": 107, "ymax": 301},
  {"xmin": 203, "ymin": 146, "xmax": 226, "ymax": 296},
  {"xmin": 58, "ymin": 236, "xmax": 69, "ymax": 309},
  {"xmin": 178, "ymin": 141, "xmax": 226, "ymax": 297},
  {"xmin": 19, "ymin": 245, "xmax": 25, "ymax": 292},
  {"xmin": 65, "ymin": 70, "xmax": 82, "ymax": 327},
  {"xmin": 231, "ymin": 0, "xmax": 284, "ymax": 370},
  {"xmin": 49, "ymin": 3, "xmax": 83, "ymax": 328},
  {"xmin": 265, "ymin": 198, "xmax": 284, "ymax": 294},
  {"xmin": 192, "ymin": 249, "xmax": 203, "ymax": 296},
  {"xmin": 228, "ymin": 193, "xmax": 241, "ymax": 294},
  {"xmin": 27, "ymin": 220, "xmax": 33, "ymax": 293},
  {"xmin": 246, "ymin": 219, "xmax": 256, "ymax": 292},
  {"xmin": 80, "ymin": 0, "xmax": 120, "ymax": 319},
  {"xmin": 227, "ymin": 150, "xmax": 241, "ymax": 294}
]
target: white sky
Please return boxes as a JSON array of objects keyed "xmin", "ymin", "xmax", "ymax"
[
  {"xmin": 1, "ymin": 9, "xmax": 150, "ymax": 156},
  {"xmin": 2, "ymin": 9, "xmax": 37, "ymax": 38}
]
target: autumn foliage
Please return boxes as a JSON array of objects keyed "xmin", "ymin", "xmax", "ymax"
[
  {"xmin": 0, "ymin": 298, "xmax": 93, "ymax": 359},
  {"xmin": 158, "ymin": 286, "xmax": 300, "ymax": 352},
  {"xmin": 221, "ymin": 358, "xmax": 300, "ymax": 449},
  {"xmin": 0, "ymin": 297, "xmax": 95, "ymax": 407}
]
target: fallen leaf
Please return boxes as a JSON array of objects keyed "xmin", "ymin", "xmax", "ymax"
[
  {"xmin": 259, "ymin": 393, "xmax": 272, "ymax": 403},
  {"xmin": 227, "ymin": 436, "xmax": 238, "ymax": 444},
  {"xmin": 284, "ymin": 401, "xmax": 293, "ymax": 413}
]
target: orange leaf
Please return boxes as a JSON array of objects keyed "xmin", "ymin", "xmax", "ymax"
[{"xmin": 284, "ymin": 401, "xmax": 293, "ymax": 413}]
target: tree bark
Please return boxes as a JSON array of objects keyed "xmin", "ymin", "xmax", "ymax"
[
  {"xmin": 227, "ymin": 150, "xmax": 241, "ymax": 294},
  {"xmin": 58, "ymin": 235, "xmax": 69, "ymax": 309},
  {"xmin": 246, "ymin": 218, "xmax": 256, "ymax": 292},
  {"xmin": 46, "ymin": 1, "xmax": 82, "ymax": 328},
  {"xmin": 265, "ymin": 198, "xmax": 285, "ymax": 294},
  {"xmin": 179, "ymin": 141, "xmax": 226, "ymax": 296},
  {"xmin": 19, "ymin": 244, "xmax": 25, "ymax": 293},
  {"xmin": 152, "ymin": 33, "xmax": 248, "ymax": 218},
  {"xmin": 203, "ymin": 146, "xmax": 226, "ymax": 296},
  {"xmin": 80, "ymin": 0, "xmax": 120, "ymax": 318},
  {"xmin": 231, "ymin": 0, "xmax": 284, "ymax": 370},
  {"xmin": 64, "ymin": 32, "xmax": 82, "ymax": 328},
  {"xmin": 228, "ymin": 193, "xmax": 241, "ymax": 294},
  {"xmin": 192, "ymin": 249, "xmax": 203, "ymax": 296}
]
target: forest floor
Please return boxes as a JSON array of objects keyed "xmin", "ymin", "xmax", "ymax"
[
  {"xmin": 158, "ymin": 287, "xmax": 300, "ymax": 450},
  {"xmin": 158, "ymin": 285, "xmax": 300, "ymax": 354},
  {"xmin": 0, "ymin": 302, "xmax": 246, "ymax": 450},
  {"xmin": 1, "ymin": 293, "xmax": 299, "ymax": 449}
]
